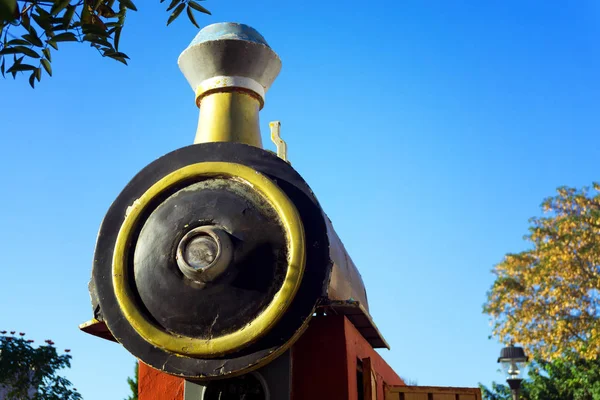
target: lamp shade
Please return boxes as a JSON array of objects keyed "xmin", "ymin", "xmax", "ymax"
[{"xmin": 498, "ymin": 344, "xmax": 528, "ymax": 380}]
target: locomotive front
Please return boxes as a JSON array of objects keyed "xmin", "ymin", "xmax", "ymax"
[{"xmin": 82, "ymin": 22, "xmax": 385, "ymax": 381}]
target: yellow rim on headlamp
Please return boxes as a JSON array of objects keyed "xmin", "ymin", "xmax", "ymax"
[{"xmin": 112, "ymin": 162, "xmax": 306, "ymax": 357}]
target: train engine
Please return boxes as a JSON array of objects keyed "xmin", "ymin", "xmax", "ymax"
[{"xmin": 81, "ymin": 22, "xmax": 390, "ymax": 398}]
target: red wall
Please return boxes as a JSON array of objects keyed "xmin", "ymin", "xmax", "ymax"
[
  {"xmin": 292, "ymin": 315, "xmax": 404, "ymax": 400},
  {"xmin": 342, "ymin": 317, "xmax": 404, "ymax": 400},
  {"xmin": 139, "ymin": 315, "xmax": 404, "ymax": 400},
  {"xmin": 291, "ymin": 315, "xmax": 351, "ymax": 400},
  {"xmin": 139, "ymin": 361, "xmax": 184, "ymax": 400}
]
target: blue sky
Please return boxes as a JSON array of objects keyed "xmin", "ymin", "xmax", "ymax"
[{"xmin": 1, "ymin": 0, "xmax": 599, "ymax": 398}]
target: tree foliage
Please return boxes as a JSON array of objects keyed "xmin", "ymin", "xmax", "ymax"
[
  {"xmin": 0, "ymin": 0, "xmax": 210, "ymax": 87},
  {"xmin": 484, "ymin": 183, "xmax": 600, "ymax": 361},
  {"xmin": 480, "ymin": 355, "xmax": 600, "ymax": 400},
  {"xmin": 124, "ymin": 362, "xmax": 138, "ymax": 400},
  {"xmin": 480, "ymin": 381, "xmax": 515, "ymax": 400},
  {"xmin": 0, "ymin": 331, "xmax": 81, "ymax": 400}
]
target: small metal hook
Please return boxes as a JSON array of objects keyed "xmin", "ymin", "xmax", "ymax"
[{"xmin": 269, "ymin": 121, "xmax": 288, "ymax": 163}]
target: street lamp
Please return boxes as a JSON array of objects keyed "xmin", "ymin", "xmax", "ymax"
[{"xmin": 498, "ymin": 344, "xmax": 528, "ymax": 400}]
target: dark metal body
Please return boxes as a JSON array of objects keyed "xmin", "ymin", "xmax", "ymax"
[{"xmin": 88, "ymin": 142, "xmax": 379, "ymax": 379}]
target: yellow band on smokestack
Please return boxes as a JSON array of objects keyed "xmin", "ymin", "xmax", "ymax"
[{"xmin": 178, "ymin": 23, "xmax": 282, "ymax": 148}]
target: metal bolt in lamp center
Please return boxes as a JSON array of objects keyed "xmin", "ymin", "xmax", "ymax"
[
  {"xmin": 176, "ymin": 226, "xmax": 233, "ymax": 285},
  {"xmin": 184, "ymin": 235, "xmax": 218, "ymax": 269}
]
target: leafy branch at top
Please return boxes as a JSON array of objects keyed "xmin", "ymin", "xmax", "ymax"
[{"xmin": 0, "ymin": 0, "xmax": 211, "ymax": 88}]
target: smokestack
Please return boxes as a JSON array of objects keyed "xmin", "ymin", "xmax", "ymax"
[{"xmin": 178, "ymin": 23, "xmax": 282, "ymax": 148}]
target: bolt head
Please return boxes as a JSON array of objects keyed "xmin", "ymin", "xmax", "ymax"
[{"xmin": 183, "ymin": 235, "xmax": 218, "ymax": 271}]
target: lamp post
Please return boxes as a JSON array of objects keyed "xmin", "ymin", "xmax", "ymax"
[{"xmin": 498, "ymin": 344, "xmax": 529, "ymax": 400}]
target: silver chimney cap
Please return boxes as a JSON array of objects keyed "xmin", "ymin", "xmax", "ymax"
[{"xmin": 178, "ymin": 22, "xmax": 282, "ymax": 107}]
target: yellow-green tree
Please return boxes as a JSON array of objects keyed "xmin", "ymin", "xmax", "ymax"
[{"xmin": 484, "ymin": 183, "xmax": 600, "ymax": 361}]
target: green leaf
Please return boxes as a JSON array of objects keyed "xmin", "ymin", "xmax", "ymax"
[
  {"xmin": 82, "ymin": 23, "xmax": 109, "ymax": 36},
  {"xmin": 119, "ymin": 0, "xmax": 137, "ymax": 11},
  {"xmin": 97, "ymin": 5, "xmax": 117, "ymax": 18},
  {"xmin": 20, "ymin": 47, "xmax": 41, "ymax": 59},
  {"xmin": 0, "ymin": 0, "xmax": 17, "ymax": 23},
  {"xmin": 21, "ymin": 9, "xmax": 31, "ymax": 30},
  {"xmin": 7, "ymin": 63, "xmax": 37, "ymax": 73},
  {"xmin": 0, "ymin": 57, "xmax": 5, "ymax": 78},
  {"xmin": 81, "ymin": 0, "xmax": 92, "ymax": 24},
  {"xmin": 117, "ymin": 7, "xmax": 126, "ymax": 24},
  {"xmin": 23, "ymin": 34, "xmax": 44, "ymax": 47},
  {"xmin": 41, "ymin": 59, "xmax": 52, "ymax": 76},
  {"xmin": 0, "ymin": 48, "xmax": 18, "ymax": 55},
  {"xmin": 188, "ymin": 1, "xmax": 211, "ymax": 15},
  {"xmin": 47, "ymin": 31, "xmax": 79, "ymax": 50},
  {"xmin": 186, "ymin": 5, "xmax": 199, "ymax": 29},
  {"xmin": 51, "ymin": 32, "xmax": 78, "ymax": 42},
  {"xmin": 47, "ymin": 40, "xmax": 59, "ymax": 50},
  {"xmin": 167, "ymin": 3, "xmax": 185, "ymax": 26},
  {"xmin": 36, "ymin": 67, "xmax": 41, "ymax": 81},
  {"xmin": 104, "ymin": 50, "xmax": 129, "ymax": 59},
  {"xmin": 62, "ymin": 5, "xmax": 76, "ymax": 29},
  {"xmin": 166, "ymin": 0, "xmax": 180, "ymax": 12},
  {"xmin": 114, "ymin": 26, "xmax": 122, "ymax": 51},
  {"xmin": 26, "ymin": 24, "xmax": 39, "ymax": 40},
  {"xmin": 29, "ymin": 71, "xmax": 35, "ymax": 88},
  {"xmin": 42, "ymin": 48, "xmax": 51, "ymax": 62},
  {"xmin": 32, "ymin": 11, "xmax": 52, "ymax": 31},
  {"xmin": 107, "ymin": 54, "xmax": 128, "ymax": 65},
  {"xmin": 34, "ymin": 5, "xmax": 51, "ymax": 18},
  {"xmin": 94, "ymin": 0, "xmax": 104, "ymax": 11},
  {"xmin": 2, "ymin": 46, "xmax": 41, "ymax": 59},
  {"xmin": 49, "ymin": 16, "xmax": 65, "ymax": 24},
  {"xmin": 6, "ymin": 39, "xmax": 30, "ymax": 46},
  {"xmin": 83, "ymin": 34, "xmax": 112, "ymax": 48},
  {"xmin": 51, "ymin": 0, "xmax": 71, "ymax": 17},
  {"xmin": 10, "ymin": 55, "xmax": 23, "ymax": 78}
]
